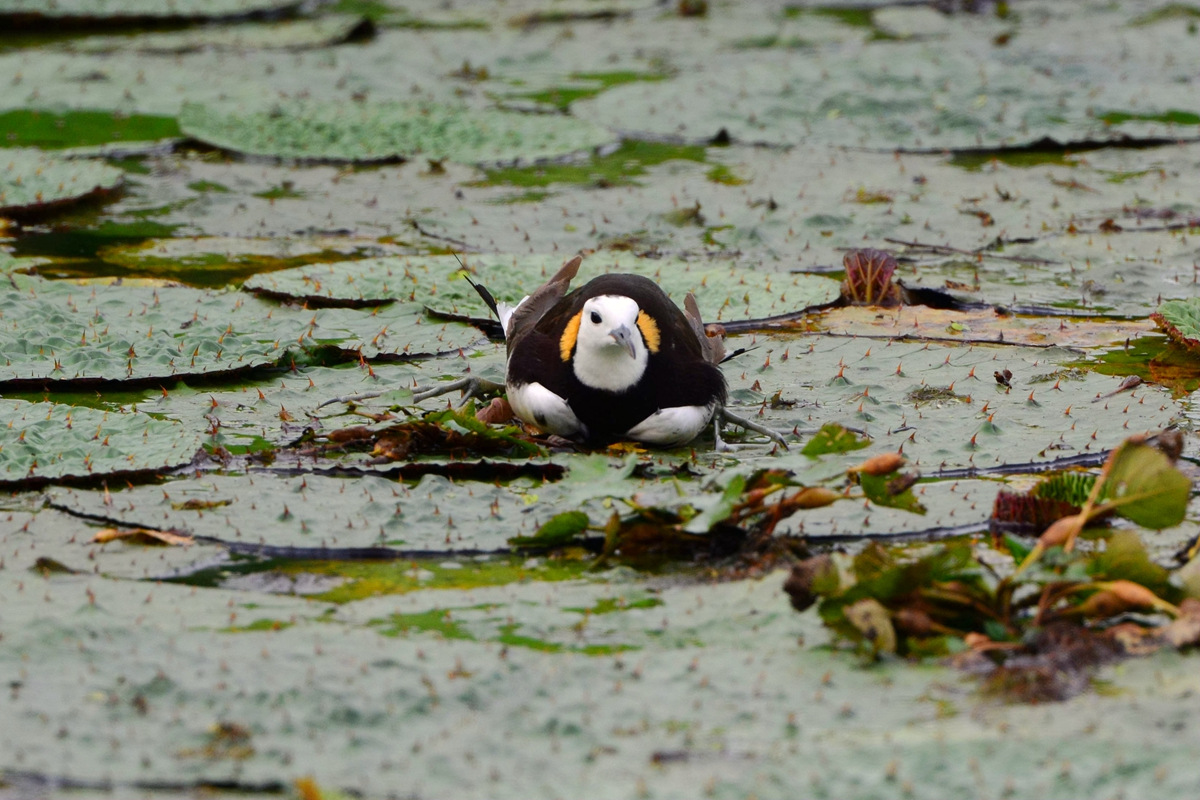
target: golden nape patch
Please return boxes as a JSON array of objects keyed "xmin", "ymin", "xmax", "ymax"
[
  {"xmin": 559, "ymin": 312, "xmax": 582, "ymax": 361},
  {"xmin": 636, "ymin": 310, "xmax": 661, "ymax": 353}
]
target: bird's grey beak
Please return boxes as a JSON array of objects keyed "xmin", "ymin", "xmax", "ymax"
[{"xmin": 608, "ymin": 324, "xmax": 637, "ymax": 358}]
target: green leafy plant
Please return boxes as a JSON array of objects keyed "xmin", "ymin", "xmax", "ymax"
[{"xmin": 786, "ymin": 435, "xmax": 1196, "ymax": 694}]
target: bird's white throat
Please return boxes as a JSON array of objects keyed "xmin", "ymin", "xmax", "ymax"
[{"xmin": 572, "ymin": 295, "xmax": 649, "ymax": 392}]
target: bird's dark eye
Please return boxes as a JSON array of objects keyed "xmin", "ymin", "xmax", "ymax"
[{"xmin": 589, "ymin": 311, "xmax": 602, "ymax": 324}]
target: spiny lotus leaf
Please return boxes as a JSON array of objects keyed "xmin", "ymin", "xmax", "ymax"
[
  {"xmin": 97, "ymin": 234, "xmax": 402, "ymax": 284},
  {"xmin": 0, "ymin": 149, "xmax": 124, "ymax": 215},
  {"xmin": 576, "ymin": 5, "xmax": 1200, "ymax": 149},
  {"xmin": 816, "ymin": 306, "xmax": 1155, "ymax": 351},
  {"xmin": 904, "ymin": 228, "xmax": 1200, "ymax": 318},
  {"xmin": 66, "ymin": 14, "xmax": 370, "ymax": 54},
  {"xmin": 0, "ymin": 276, "xmax": 481, "ymax": 386},
  {"xmin": 1152, "ymin": 298, "xmax": 1200, "ymax": 353},
  {"xmin": 0, "ymin": 31, "xmax": 490, "ymax": 119},
  {"xmin": 244, "ymin": 253, "xmax": 841, "ymax": 322},
  {"xmin": 779, "ymin": 477, "xmax": 1001, "ymax": 540},
  {"xmin": 0, "ymin": 0, "xmax": 302, "ymax": 20},
  {"xmin": 132, "ymin": 131, "xmax": 1199, "ymax": 293},
  {"xmin": 0, "ymin": 279, "xmax": 301, "ymax": 384},
  {"xmin": 6, "ymin": 559, "xmax": 1200, "ymax": 798},
  {"xmin": 0, "ymin": 399, "xmax": 202, "ymax": 485},
  {"xmin": 48, "ymin": 471, "xmax": 549, "ymax": 552},
  {"xmin": 722, "ymin": 335, "xmax": 1180, "ymax": 476},
  {"xmin": 0, "ymin": 252, "xmax": 24, "ymax": 274},
  {"xmin": 178, "ymin": 99, "xmax": 615, "ymax": 164},
  {"xmin": 311, "ymin": 303, "xmax": 482, "ymax": 359},
  {"xmin": 147, "ymin": 362, "xmax": 429, "ymax": 448}
]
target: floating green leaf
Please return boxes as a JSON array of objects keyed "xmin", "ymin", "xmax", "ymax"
[
  {"xmin": 1152, "ymin": 298, "xmax": 1200, "ymax": 354},
  {"xmin": 683, "ymin": 473, "xmax": 746, "ymax": 533},
  {"xmin": 48, "ymin": 471, "xmax": 546, "ymax": 554},
  {"xmin": 726, "ymin": 335, "xmax": 1180, "ymax": 477},
  {"xmin": 179, "ymin": 99, "xmax": 614, "ymax": 164},
  {"xmin": 66, "ymin": 14, "xmax": 371, "ymax": 54},
  {"xmin": 0, "ymin": 110, "xmax": 180, "ymax": 150},
  {"xmin": 0, "ymin": 149, "xmax": 124, "ymax": 215},
  {"xmin": 97, "ymin": 235, "xmax": 395, "ymax": 287},
  {"xmin": 801, "ymin": 422, "xmax": 870, "ymax": 457},
  {"xmin": 0, "ymin": 274, "xmax": 480, "ymax": 386},
  {"xmin": 0, "ymin": 0, "xmax": 304, "ymax": 22},
  {"xmin": 0, "ymin": 399, "xmax": 202, "ymax": 485},
  {"xmin": 244, "ymin": 253, "xmax": 841, "ymax": 323},
  {"xmin": 509, "ymin": 510, "xmax": 591, "ymax": 549},
  {"xmin": 576, "ymin": 7, "xmax": 1200, "ymax": 149}
]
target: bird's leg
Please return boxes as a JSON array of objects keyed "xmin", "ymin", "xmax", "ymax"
[
  {"xmin": 718, "ymin": 407, "xmax": 791, "ymax": 449},
  {"xmin": 315, "ymin": 389, "xmax": 389, "ymax": 410},
  {"xmin": 412, "ymin": 376, "xmax": 505, "ymax": 406},
  {"xmin": 712, "ymin": 413, "xmax": 730, "ymax": 452}
]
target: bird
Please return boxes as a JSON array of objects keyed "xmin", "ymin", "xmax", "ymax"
[{"xmin": 472, "ymin": 255, "xmax": 728, "ymax": 447}]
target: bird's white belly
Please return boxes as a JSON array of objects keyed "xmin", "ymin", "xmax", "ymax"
[
  {"xmin": 624, "ymin": 403, "xmax": 716, "ymax": 447},
  {"xmin": 507, "ymin": 381, "xmax": 587, "ymax": 439}
]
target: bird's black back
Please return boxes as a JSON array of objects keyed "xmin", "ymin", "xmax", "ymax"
[{"xmin": 507, "ymin": 274, "xmax": 727, "ymax": 444}]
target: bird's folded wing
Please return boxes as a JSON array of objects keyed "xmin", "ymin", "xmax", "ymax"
[
  {"xmin": 505, "ymin": 255, "xmax": 582, "ymax": 349},
  {"xmin": 684, "ymin": 292, "xmax": 726, "ymax": 365}
]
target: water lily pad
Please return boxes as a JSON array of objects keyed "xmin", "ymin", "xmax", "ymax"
[
  {"xmin": 0, "ymin": 399, "xmax": 202, "ymax": 486},
  {"xmin": 97, "ymin": 234, "xmax": 403, "ymax": 286},
  {"xmin": 0, "ymin": 0, "xmax": 303, "ymax": 23},
  {"xmin": 179, "ymin": 99, "xmax": 615, "ymax": 164},
  {"xmin": 48, "ymin": 470, "xmax": 552, "ymax": 554},
  {"xmin": 575, "ymin": 5, "xmax": 1200, "ymax": 149},
  {"xmin": 0, "ymin": 274, "xmax": 481, "ymax": 387},
  {"xmin": 1152, "ymin": 297, "xmax": 1200, "ymax": 354},
  {"xmin": 816, "ymin": 305, "xmax": 1157, "ymax": 349},
  {"xmin": 244, "ymin": 253, "xmax": 841, "ymax": 322},
  {"xmin": 65, "ymin": 14, "xmax": 372, "ymax": 54},
  {"xmin": 6, "ymin": 7, "xmax": 1200, "ymax": 799},
  {"xmin": 0, "ymin": 149, "xmax": 124, "ymax": 216},
  {"xmin": 898, "ymin": 228, "xmax": 1200, "ymax": 318},
  {"xmin": 722, "ymin": 334, "xmax": 1180, "ymax": 476},
  {"xmin": 142, "ymin": 361, "xmax": 429, "ymax": 450}
]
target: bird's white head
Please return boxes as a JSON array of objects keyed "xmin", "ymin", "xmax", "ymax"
[{"xmin": 571, "ymin": 295, "xmax": 649, "ymax": 392}]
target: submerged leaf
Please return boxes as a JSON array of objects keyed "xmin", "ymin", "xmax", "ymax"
[{"xmin": 509, "ymin": 511, "xmax": 591, "ymax": 549}]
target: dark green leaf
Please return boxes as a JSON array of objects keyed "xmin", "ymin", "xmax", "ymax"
[
  {"xmin": 509, "ymin": 511, "xmax": 591, "ymax": 549},
  {"xmin": 1101, "ymin": 441, "xmax": 1190, "ymax": 529}
]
